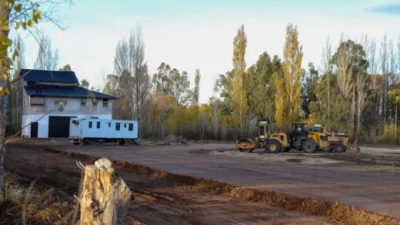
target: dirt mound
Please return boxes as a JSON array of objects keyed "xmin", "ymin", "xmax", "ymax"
[{"xmin": 43, "ymin": 147, "xmax": 400, "ymax": 225}]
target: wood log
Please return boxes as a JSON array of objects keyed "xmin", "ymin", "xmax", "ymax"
[{"xmin": 79, "ymin": 158, "xmax": 132, "ymax": 225}]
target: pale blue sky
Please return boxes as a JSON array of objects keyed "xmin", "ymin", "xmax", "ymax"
[{"xmin": 19, "ymin": 0, "xmax": 400, "ymax": 103}]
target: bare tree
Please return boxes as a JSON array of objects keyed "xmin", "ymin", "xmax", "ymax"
[
  {"xmin": 113, "ymin": 24, "xmax": 151, "ymax": 129},
  {"xmin": 321, "ymin": 36, "xmax": 332, "ymax": 124},
  {"xmin": 369, "ymin": 39, "xmax": 378, "ymax": 75},
  {"xmin": 380, "ymin": 35, "xmax": 389, "ymax": 123},
  {"xmin": 33, "ymin": 34, "xmax": 59, "ymax": 70},
  {"xmin": 356, "ymin": 74, "xmax": 367, "ymax": 139},
  {"xmin": 336, "ymin": 37, "xmax": 353, "ymax": 99}
]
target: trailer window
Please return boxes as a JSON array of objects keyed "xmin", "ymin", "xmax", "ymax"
[
  {"xmin": 129, "ymin": 123, "xmax": 133, "ymax": 131},
  {"xmin": 116, "ymin": 123, "xmax": 120, "ymax": 130},
  {"xmin": 97, "ymin": 122, "xmax": 100, "ymax": 129},
  {"xmin": 89, "ymin": 122, "xmax": 92, "ymax": 128}
]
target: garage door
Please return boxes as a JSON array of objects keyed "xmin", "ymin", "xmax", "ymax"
[{"xmin": 48, "ymin": 116, "xmax": 73, "ymax": 138}]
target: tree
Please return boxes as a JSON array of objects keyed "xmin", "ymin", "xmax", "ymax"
[
  {"xmin": 246, "ymin": 52, "xmax": 282, "ymax": 121},
  {"xmin": 321, "ymin": 37, "xmax": 332, "ymax": 124},
  {"xmin": 274, "ymin": 72, "xmax": 285, "ymax": 130},
  {"xmin": 113, "ymin": 25, "xmax": 151, "ymax": 126},
  {"xmin": 282, "ymin": 23, "xmax": 303, "ymax": 127},
  {"xmin": 380, "ymin": 35, "xmax": 389, "ymax": 124},
  {"xmin": 193, "ymin": 69, "xmax": 201, "ymax": 106},
  {"xmin": 151, "ymin": 63, "xmax": 191, "ymax": 106},
  {"xmin": 80, "ymin": 79, "xmax": 90, "ymax": 89},
  {"xmin": 59, "ymin": 64, "xmax": 72, "ymax": 71},
  {"xmin": 33, "ymin": 34, "xmax": 59, "ymax": 70},
  {"xmin": 300, "ymin": 63, "xmax": 318, "ymax": 118},
  {"xmin": 232, "ymin": 24, "xmax": 247, "ymax": 137},
  {"xmin": 8, "ymin": 34, "xmax": 25, "ymax": 133},
  {"xmin": 332, "ymin": 38, "xmax": 368, "ymax": 138},
  {"xmin": 0, "ymin": 0, "xmax": 72, "ymax": 202}
]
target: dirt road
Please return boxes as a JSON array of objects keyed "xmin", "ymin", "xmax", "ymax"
[
  {"xmin": 4, "ymin": 144, "xmax": 339, "ymax": 225},
  {"xmin": 58, "ymin": 143, "xmax": 400, "ymax": 220}
]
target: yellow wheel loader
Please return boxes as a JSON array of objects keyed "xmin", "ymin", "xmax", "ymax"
[
  {"xmin": 236, "ymin": 120, "xmax": 348, "ymax": 153},
  {"xmin": 311, "ymin": 124, "xmax": 349, "ymax": 152}
]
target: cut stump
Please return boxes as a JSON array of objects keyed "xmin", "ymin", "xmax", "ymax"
[{"xmin": 79, "ymin": 158, "xmax": 132, "ymax": 225}]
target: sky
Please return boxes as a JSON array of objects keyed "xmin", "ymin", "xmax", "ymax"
[{"xmin": 18, "ymin": 0, "xmax": 400, "ymax": 104}]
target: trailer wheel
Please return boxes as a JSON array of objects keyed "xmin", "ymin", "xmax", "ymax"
[
  {"xmin": 83, "ymin": 139, "xmax": 90, "ymax": 146},
  {"xmin": 118, "ymin": 139, "xmax": 126, "ymax": 146},
  {"xmin": 266, "ymin": 140, "xmax": 281, "ymax": 153}
]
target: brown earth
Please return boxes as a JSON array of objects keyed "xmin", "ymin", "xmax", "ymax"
[
  {"xmin": 2, "ymin": 142, "xmax": 400, "ymax": 225},
  {"xmin": 0, "ymin": 143, "xmax": 339, "ymax": 225}
]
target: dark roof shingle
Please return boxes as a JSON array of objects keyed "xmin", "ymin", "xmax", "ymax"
[
  {"xmin": 25, "ymin": 86, "xmax": 118, "ymax": 99},
  {"xmin": 21, "ymin": 69, "xmax": 79, "ymax": 84}
]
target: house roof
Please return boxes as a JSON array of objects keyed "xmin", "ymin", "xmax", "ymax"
[
  {"xmin": 25, "ymin": 86, "xmax": 118, "ymax": 99},
  {"xmin": 20, "ymin": 69, "xmax": 79, "ymax": 84}
]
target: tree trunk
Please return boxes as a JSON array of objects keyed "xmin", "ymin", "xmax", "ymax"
[
  {"xmin": 79, "ymin": 158, "xmax": 132, "ymax": 225},
  {"xmin": 0, "ymin": 96, "xmax": 8, "ymax": 202}
]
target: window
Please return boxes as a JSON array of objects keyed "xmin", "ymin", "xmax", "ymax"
[
  {"xmin": 124, "ymin": 123, "xmax": 127, "ymax": 128},
  {"xmin": 116, "ymin": 123, "xmax": 120, "ymax": 130},
  {"xmin": 92, "ymin": 101, "xmax": 97, "ymax": 106},
  {"xmin": 81, "ymin": 100, "xmax": 86, "ymax": 106},
  {"xmin": 30, "ymin": 97, "xmax": 45, "ymax": 106},
  {"xmin": 129, "ymin": 123, "xmax": 133, "ymax": 131},
  {"xmin": 89, "ymin": 122, "xmax": 92, "ymax": 128},
  {"xmin": 97, "ymin": 122, "xmax": 100, "ymax": 129},
  {"xmin": 103, "ymin": 99, "xmax": 108, "ymax": 107},
  {"xmin": 108, "ymin": 123, "xmax": 111, "ymax": 127}
]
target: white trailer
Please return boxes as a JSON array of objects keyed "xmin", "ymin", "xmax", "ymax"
[{"xmin": 69, "ymin": 118, "xmax": 139, "ymax": 145}]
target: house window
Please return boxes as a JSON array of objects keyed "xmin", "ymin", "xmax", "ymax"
[
  {"xmin": 81, "ymin": 99, "xmax": 86, "ymax": 106},
  {"xmin": 92, "ymin": 101, "xmax": 97, "ymax": 106},
  {"xmin": 124, "ymin": 123, "xmax": 127, "ymax": 128},
  {"xmin": 129, "ymin": 123, "xmax": 133, "ymax": 131},
  {"xmin": 116, "ymin": 123, "xmax": 120, "ymax": 131},
  {"xmin": 108, "ymin": 123, "xmax": 111, "ymax": 127},
  {"xmin": 89, "ymin": 122, "xmax": 92, "ymax": 128},
  {"xmin": 103, "ymin": 99, "xmax": 108, "ymax": 107},
  {"xmin": 30, "ymin": 97, "xmax": 45, "ymax": 106},
  {"xmin": 97, "ymin": 122, "xmax": 100, "ymax": 129}
]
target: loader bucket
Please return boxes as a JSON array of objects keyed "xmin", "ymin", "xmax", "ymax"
[{"xmin": 236, "ymin": 138, "xmax": 256, "ymax": 153}]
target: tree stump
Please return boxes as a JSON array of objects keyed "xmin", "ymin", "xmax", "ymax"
[{"xmin": 79, "ymin": 158, "xmax": 132, "ymax": 225}]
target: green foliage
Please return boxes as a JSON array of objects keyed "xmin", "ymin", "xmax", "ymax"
[
  {"xmin": 80, "ymin": 79, "xmax": 89, "ymax": 89},
  {"xmin": 152, "ymin": 62, "xmax": 191, "ymax": 106},
  {"xmin": 246, "ymin": 52, "xmax": 282, "ymax": 120},
  {"xmin": 232, "ymin": 24, "xmax": 247, "ymax": 136}
]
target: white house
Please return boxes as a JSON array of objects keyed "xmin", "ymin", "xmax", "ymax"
[{"xmin": 20, "ymin": 69, "xmax": 118, "ymax": 138}]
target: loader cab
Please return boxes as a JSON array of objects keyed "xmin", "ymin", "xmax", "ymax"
[
  {"xmin": 257, "ymin": 120, "xmax": 270, "ymax": 140},
  {"xmin": 289, "ymin": 122, "xmax": 309, "ymax": 142},
  {"xmin": 312, "ymin": 124, "xmax": 324, "ymax": 133}
]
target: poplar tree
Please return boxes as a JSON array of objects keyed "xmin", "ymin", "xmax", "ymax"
[
  {"xmin": 282, "ymin": 24, "xmax": 303, "ymax": 127},
  {"xmin": 232, "ymin": 24, "xmax": 247, "ymax": 137}
]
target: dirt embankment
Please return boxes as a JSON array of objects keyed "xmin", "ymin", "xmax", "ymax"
[
  {"xmin": 2, "ymin": 143, "xmax": 400, "ymax": 225},
  {"xmin": 44, "ymin": 147, "xmax": 400, "ymax": 224}
]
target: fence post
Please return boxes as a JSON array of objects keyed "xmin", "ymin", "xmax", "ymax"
[{"xmin": 79, "ymin": 158, "xmax": 132, "ymax": 225}]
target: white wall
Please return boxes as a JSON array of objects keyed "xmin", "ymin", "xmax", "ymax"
[
  {"xmin": 24, "ymin": 96, "xmax": 113, "ymax": 116},
  {"xmin": 21, "ymin": 113, "xmax": 112, "ymax": 138}
]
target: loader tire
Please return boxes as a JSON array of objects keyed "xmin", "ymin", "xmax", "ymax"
[
  {"xmin": 334, "ymin": 143, "xmax": 346, "ymax": 153},
  {"xmin": 302, "ymin": 139, "xmax": 317, "ymax": 153},
  {"xmin": 266, "ymin": 140, "xmax": 281, "ymax": 154}
]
